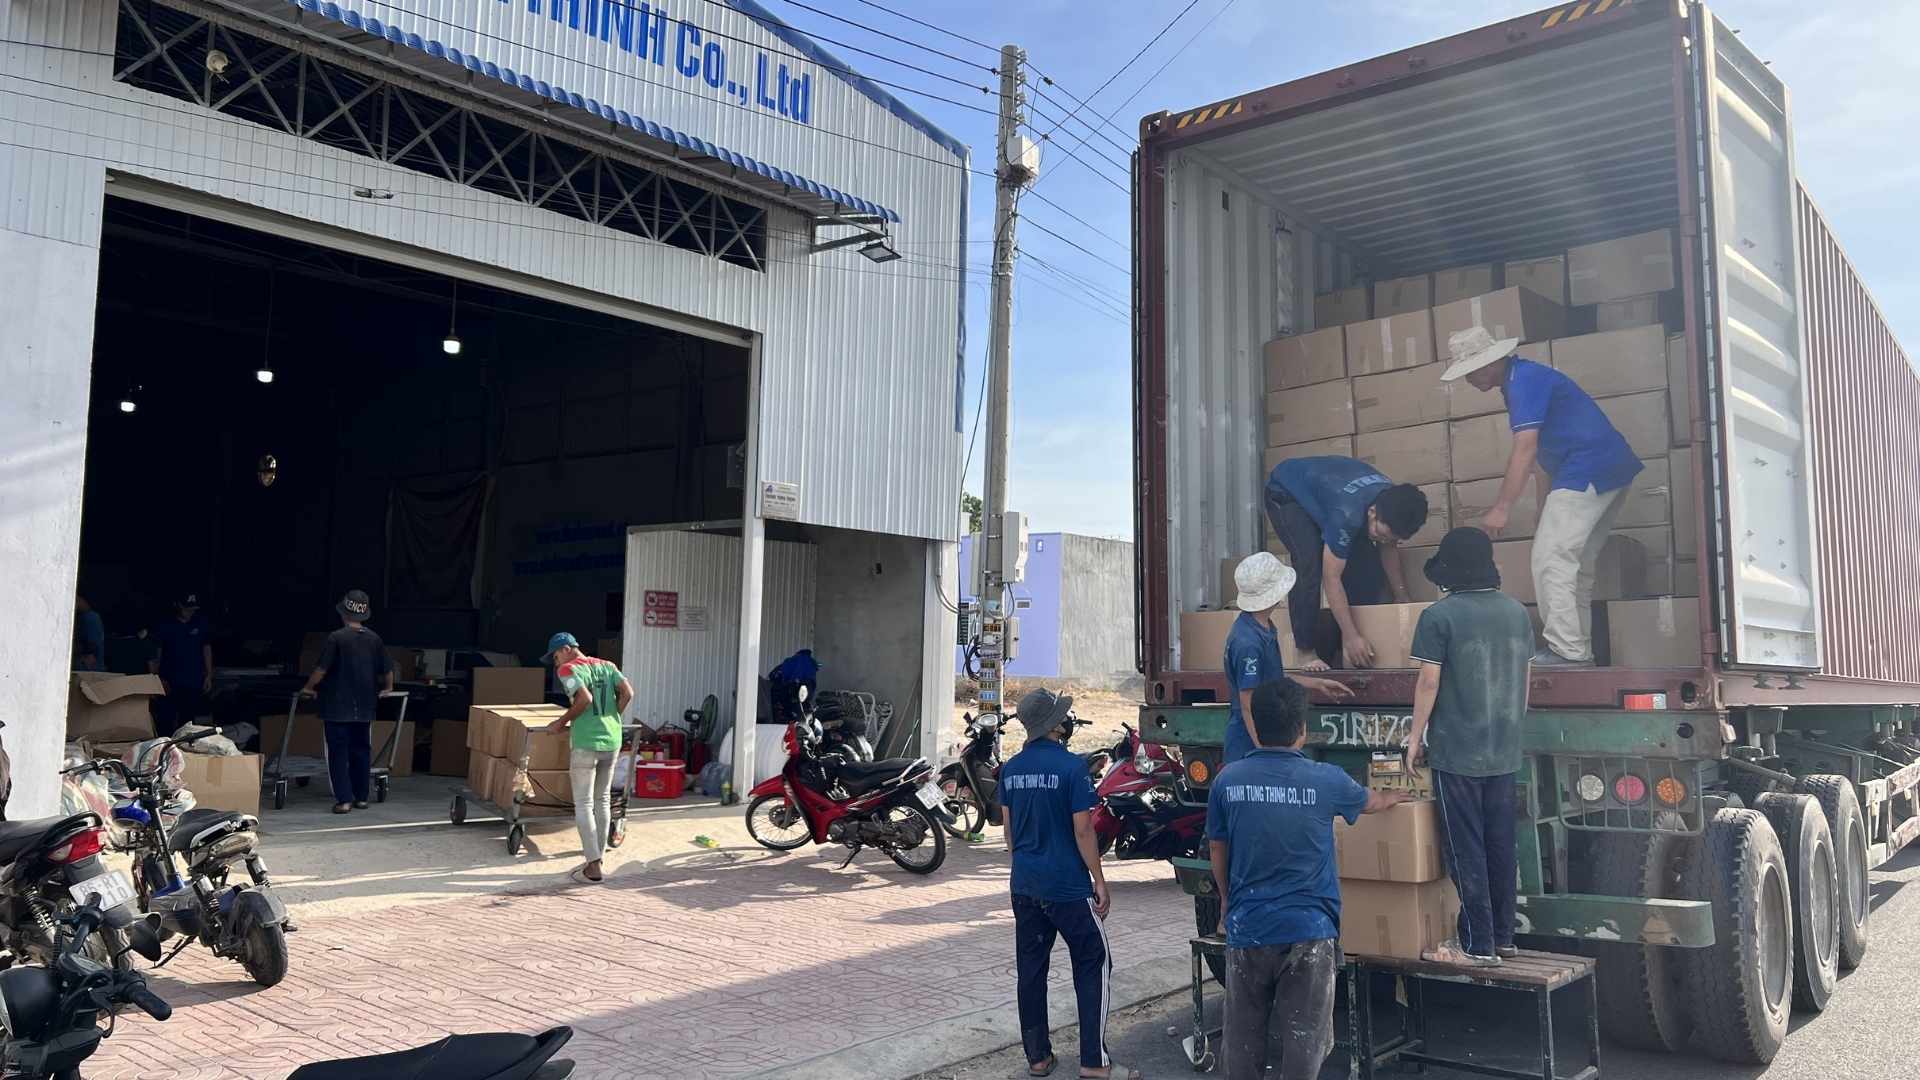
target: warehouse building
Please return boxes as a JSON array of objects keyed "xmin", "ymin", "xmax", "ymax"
[{"xmin": 2, "ymin": 0, "xmax": 968, "ymax": 814}]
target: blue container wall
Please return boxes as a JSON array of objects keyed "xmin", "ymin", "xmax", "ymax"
[{"xmin": 956, "ymin": 534, "xmax": 1063, "ymax": 678}]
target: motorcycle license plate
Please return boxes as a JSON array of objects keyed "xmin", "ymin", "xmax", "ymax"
[
  {"xmin": 69, "ymin": 869, "xmax": 136, "ymax": 910},
  {"xmin": 916, "ymin": 782, "xmax": 945, "ymax": 809}
]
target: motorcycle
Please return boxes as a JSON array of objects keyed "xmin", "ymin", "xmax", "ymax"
[
  {"xmin": 1089, "ymin": 724, "xmax": 1206, "ymax": 861},
  {"xmin": 64, "ymin": 728, "xmax": 291, "ymax": 987},
  {"xmin": 744, "ymin": 687, "xmax": 955, "ymax": 873},
  {"xmin": 0, "ymin": 810, "xmax": 143, "ymax": 973},
  {"xmin": 938, "ymin": 711, "xmax": 1003, "ymax": 839}
]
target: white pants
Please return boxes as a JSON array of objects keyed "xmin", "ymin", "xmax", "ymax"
[
  {"xmin": 569, "ymin": 748, "xmax": 617, "ymax": 862},
  {"xmin": 1533, "ymin": 484, "xmax": 1629, "ymax": 661}
]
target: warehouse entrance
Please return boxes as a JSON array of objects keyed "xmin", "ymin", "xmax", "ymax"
[{"xmin": 78, "ymin": 195, "xmax": 752, "ymax": 755}]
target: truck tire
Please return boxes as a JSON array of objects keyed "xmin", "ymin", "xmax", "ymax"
[
  {"xmin": 1573, "ymin": 832, "xmax": 1697, "ymax": 1052},
  {"xmin": 1683, "ymin": 808, "xmax": 1792, "ymax": 1064},
  {"xmin": 1796, "ymin": 774, "xmax": 1869, "ymax": 970},
  {"xmin": 1752, "ymin": 793, "xmax": 1840, "ymax": 1013},
  {"xmin": 1193, "ymin": 895, "xmax": 1226, "ymax": 983}
]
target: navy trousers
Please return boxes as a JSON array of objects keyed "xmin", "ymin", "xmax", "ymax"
[
  {"xmin": 1012, "ymin": 893, "xmax": 1111, "ymax": 1070},
  {"xmin": 1264, "ymin": 495, "xmax": 1388, "ymax": 655},
  {"xmin": 323, "ymin": 721, "xmax": 372, "ymax": 805},
  {"xmin": 1433, "ymin": 770, "xmax": 1518, "ymax": 958}
]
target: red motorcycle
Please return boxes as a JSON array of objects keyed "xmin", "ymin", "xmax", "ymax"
[
  {"xmin": 1089, "ymin": 724, "xmax": 1206, "ymax": 861},
  {"xmin": 744, "ymin": 688, "xmax": 953, "ymax": 874}
]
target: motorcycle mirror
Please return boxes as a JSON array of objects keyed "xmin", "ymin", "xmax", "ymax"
[{"xmin": 128, "ymin": 913, "xmax": 164, "ymax": 962}]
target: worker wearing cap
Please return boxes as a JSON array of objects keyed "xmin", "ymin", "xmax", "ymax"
[
  {"xmin": 1222, "ymin": 553, "xmax": 1355, "ymax": 765},
  {"xmin": 1440, "ymin": 327, "xmax": 1643, "ymax": 666},
  {"xmin": 298, "ymin": 589, "xmax": 394, "ymax": 814},
  {"xmin": 1001, "ymin": 688, "xmax": 1137, "ymax": 1080},
  {"xmin": 1264, "ymin": 457, "xmax": 1430, "ymax": 670},
  {"xmin": 543, "ymin": 632, "xmax": 635, "ymax": 883},
  {"xmin": 1405, "ymin": 528, "xmax": 1535, "ymax": 966},
  {"xmin": 150, "ymin": 591, "xmax": 212, "ymax": 735}
]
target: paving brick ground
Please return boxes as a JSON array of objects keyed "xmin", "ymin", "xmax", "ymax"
[{"xmin": 88, "ymin": 834, "xmax": 1192, "ymax": 1079}]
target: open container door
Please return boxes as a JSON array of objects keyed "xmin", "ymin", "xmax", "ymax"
[{"xmin": 1690, "ymin": 5, "xmax": 1823, "ymax": 671}]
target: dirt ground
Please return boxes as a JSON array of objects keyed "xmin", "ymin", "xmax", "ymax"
[{"xmin": 949, "ymin": 683, "xmax": 1141, "ymax": 758}]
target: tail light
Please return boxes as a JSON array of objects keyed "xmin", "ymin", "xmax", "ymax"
[
  {"xmin": 1654, "ymin": 777, "xmax": 1688, "ymax": 806},
  {"xmin": 48, "ymin": 828, "xmax": 106, "ymax": 864},
  {"xmin": 1613, "ymin": 773, "xmax": 1649, "ymax": 805},
  {"xmin": 1187, "ymin": 758, "xmax": 1210, "ymax": 786}
]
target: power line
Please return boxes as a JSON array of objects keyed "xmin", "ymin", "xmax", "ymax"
[
  {"xmin": 1029, "ymin": 67, "xmax": 1137, "ymax": 145},
  {"xmin": 1024, "ymin": 188, "xmax": 1129, "ymax": 254},
  {"xmin": 1023, "ymin": 218, "xmax": 1130, "ymax": 277},
  {"xmin": 1103, "ymin": 0, "xmax": 1247, "ymax": 123},
  {"xmin": 1021, "ymin": 104, "xmax": 1131, "ymax": 178},
  {"xmin": 1020, "ymin": 249, "xmax": 1129, "ymax": 309},
  {"xmin": 1019, "ymin": 253, "xmax": 1128, "ymax": 323},
  {"xmin": 750, "ymin": 0, "xmax": 993, "ymax": 71},
  {"xmin": 846, "ymin": 0, "xmax": 998, "ymax": 55},
  {"xmin": 1035, "ymin": 0, "xmax": 1202, "ymax": 141},
  {"xmin": 1030, "ymin": 85, "xmax": 1137, "ymax": 161}
]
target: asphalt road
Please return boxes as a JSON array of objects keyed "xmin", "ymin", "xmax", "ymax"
[{"xmin": 914, "ymin": 843, "xmax": 1920, "ymax": 1080}]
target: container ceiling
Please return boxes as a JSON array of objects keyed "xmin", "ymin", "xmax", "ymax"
[{"xmin": 1191, "ymin": 21, "xmax": 1682, "ymax": 276}]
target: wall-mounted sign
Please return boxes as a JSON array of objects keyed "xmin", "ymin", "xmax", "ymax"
[
  {"xmin": 761, "ymin": 481, "xmax": 800, "ymax": 521},
  {"xmin": 643, "ymin": 589, "xmax": 679, "ymax": 628},
  {"xmin": 681, "ymin": 606, "xmax": 710, "ymax": 632}
]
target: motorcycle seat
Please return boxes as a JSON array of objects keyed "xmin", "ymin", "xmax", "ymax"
[
  {"xmin": 0, "ymin": 814, "xmax": 96, "ymax": 864},
  {"xmin": 828, "ymin": 757, "xmax": 925, "ymax": 795},
  {"xmin": 167, "ymin": 808, "xmax": 254, "ymax": 854},
  {"xmin": 288, "ymin": 1026, "xmax": 571, "ymax": 1080}
]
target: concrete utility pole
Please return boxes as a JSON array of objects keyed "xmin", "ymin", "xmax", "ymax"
[{"xmin": 977, "ymin": 44, "xmax": 1034, "ymax": 722}]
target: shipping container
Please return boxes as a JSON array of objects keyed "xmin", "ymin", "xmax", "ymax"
[{"xmin": 1133, "ymin": 2, "xmax": 1920, "ymax": 1065}]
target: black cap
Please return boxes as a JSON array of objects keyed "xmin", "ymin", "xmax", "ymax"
[
  {"xmin": 177, "ymin": 592, "xmax": 201, "ymax": 609},
  {"xmin": 337, "ymin": 589, "xmax": 372, "ymax": 620},
  {"xmin": 1424, "ymin": 527, "xmax": 1501, "ymax": 593}
]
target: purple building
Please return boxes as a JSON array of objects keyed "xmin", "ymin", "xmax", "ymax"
[{"xmin": 956, "ymin": 532, "xmax": 1135, "ymax": 687}]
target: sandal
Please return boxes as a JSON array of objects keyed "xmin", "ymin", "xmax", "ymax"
[
  {"xmin": 1422, "ymin": 939, "xmax": 1500, "ymax": 967},
  {"xmin": 331, "ymin": 803, "xmax": 352, "ymax": 814},
  {"xmin": 1087, "ymin": 1067, "xmax": 1143, "ymax": 1080},
  {"xmin": 582, "ymin": 860, "xmax": 604, "ymax": 883},
  {"xmin": 1027, "ymin": 1054, "xmax": 1056, "ymax": 1077}
]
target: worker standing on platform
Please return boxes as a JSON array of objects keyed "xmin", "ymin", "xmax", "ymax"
[
  {"xmin": 1222, "ymin": 553, "xmax": 1355, "ymax": 764},
  {"xmin": 1405, "ymin": 527, "xmax": 1535, "ymax": 966},
  {"xmin": 1208, "ymin": 679, "xmax": 1409, "ymax": 1080}
]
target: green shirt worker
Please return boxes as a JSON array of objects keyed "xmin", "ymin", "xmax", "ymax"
[{"xmin": 543, "ymin": 632, "xmax": 637, "ymax": 882}]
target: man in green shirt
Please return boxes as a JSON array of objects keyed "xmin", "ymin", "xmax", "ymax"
[
  {"xmin": 543, "ymin": 632, "xmax": 636, "ymax": 882},
  {"xmin": 1404, "ymin": 528, "xmax": 1534, "ymax": 966}
]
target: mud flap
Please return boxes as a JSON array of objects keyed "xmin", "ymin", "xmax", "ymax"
[{"xmin": 227, "ymin": 887, "xmax": 288, "ymax": 943}]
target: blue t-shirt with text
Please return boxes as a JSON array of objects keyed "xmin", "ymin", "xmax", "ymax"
[
  {"xmin": 1206, "ymin": 748, "xmax": 1368, "ymax": 949},
  {"xmin": 1002, "ymin": 738, "xmax": 1100, "ymax": 902},
  {"xmin": 1268, "ymin": 456, "xmax": 1391, "ymax": 559},
  {"xmin": 1223, "ymin": 611, "xmax": 1287, "ymax": 765},
  {"xmin": 1503, "ymin": 359, "xmax": 1642, "ymax": 494}
]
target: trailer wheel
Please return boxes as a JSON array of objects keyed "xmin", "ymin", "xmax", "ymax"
[
  {"xmin": 1573, "ymin": 832, "xmax": 1697, "ymax": 1051},
  {"xmin": 1192, "ymin": 895, "xmax": 1226, "ymax": 984},
  {"xmin": 1752, "ymin": 793, "xmax": 1840, "ymax": 1012},
  {"xmin": 1796, "ymin": 775, "xmax": 1868, "ymax": 970},
  {"xmin": 1683, "ymin": 808, "xmax": 1792, "ymax": 1064}
]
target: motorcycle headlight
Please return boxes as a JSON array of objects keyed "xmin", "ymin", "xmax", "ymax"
[{"xmin": 1144, "ymin": 786, "xmax": 1175, "ymax": 810}]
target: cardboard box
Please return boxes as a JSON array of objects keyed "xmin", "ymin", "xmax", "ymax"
[
  {"xmin": 1569, "ymin": 228, "xmax": 1676, "ymax": 305},
  {"xmin": 1347, "ymin": 311, "xmax": 1436, "ymax": 376},
  {"xmin": 1432, "ymin": 265, "xmax": 1497, "ymax": 306},
  {"xmin": 1397, "ymin": 546, "xmax": 1441, "ymax": 603},
  {"xmin": 1607, "ymin": 598, "xmax": 1700, "ymax": 668},
  {"xmin": 1598, "ymin": 391, "xmax": 1672, "ymax": 460},
  {"xmin": 1266, "ymin": 380, "xmax": 1356, "ymax": 446},
  {"xmin": 1549, "ymin": 325, "xmax": 1667, "ymax": 399},
  {"xmin": 1487, "ymin": 538, "xmax": 1645, "ymax": 604},
  {"xmin": 1616, "ymin": 526, "xmax": 1673, "ymax": 596},
  {"xmin": 1264, "ymin": 327, "xmax": 1347, "ymax": 390},
  {"xmin": 1432, "ymin": 287, "xmax": 1567, "ymax": 356},
  {"xmin": 470, "ymin": 704, "xmax": 572, "ymax": 770},
  {"xmin": 1503, "ymin": 255, "xmax": 1567, "ymax": 306},
  {"xmin": 1667, "ymin": 334, "xmax": 1691, "ymax": 446},
  {"xmin": 1340, "ymin": 878, "xmax": 1462, "ymax": 960},
  {"xmin": 1671, "ymin": 447, "xmax": 1697, "ymax": 558},
  {"xmin": 482, "ymin": 756, "xmax": 568, "ymax": 817},
  {"xmin": 428, "ymin": 720, "xmax": 472, "ymax": 777},
  {"xmin": 1347, "ymin": 603, "xmax": 1433, "ymax": 669},
  {"xmin": 1407, "ymin": 483, "xmax": 1449, "ymax": 548},
  {"xmin": 1451, "ymin": 475, "xmax": 1544, "ymax": 539},
  {"xmin": 1449, "ymin": 413, "xmax": 1513, "ymax": 482},
  {"xmin": 471, "ymin": 667, "xmax": 547, "ymax": 706},
  {"xmin": 1265, "ymin": 436, "xmax": 1354, "ymax": 476},
  {"xmin": 178, "ymin": 753, "xmax": 261, "ymax": 817},
  {"xmin": 1373, "ymin": 274, "xmax": 1432, "ymax": 318},
  {"xmin": 1595, "ymin": 291, "xmax": 1681, "ymax": 333},
  {"xmin": 67, "ymin": 673, "xmax": 160, "ymax": 743},
  {"xmin": 1355, "ymin": 422, "xmax": 1450, "ymax": 486},
  {"xmin": 1617, "ymin": 458, "xmax": 1672, "ymax": 528},
  {"xmin": 465, "ymin": 750, "xmax": 499, "ymax": 795},
  {"xmin": 1352, "ymin": 364, "xmax": 1449, "ymax": 433},
  {"xmin": 1335, "ymin": 800, "xmax": 1444, "ymax": 883},
  {"xmin": 1179, "ymin": 610, "xmax": 1310, "ymax": 671},
  {"xmin": 1315, "ymin": 286, "xmax": 1370, "ymax": 326}
]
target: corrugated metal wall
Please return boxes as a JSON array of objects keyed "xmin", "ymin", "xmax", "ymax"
[
  {"xmin": 0, "ymin": 0, "xmax": 965, "ymax": 541},
  {"xmin": 621, "ymin": 529, "xmax": 815, "ymax": 730},
  {"xmin": 1798, "ymin": 189, "xmax": 1920, "ymax": 685}
]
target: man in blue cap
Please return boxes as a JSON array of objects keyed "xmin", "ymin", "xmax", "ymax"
[{"xmin": 542, "ymin": 632, "xmax": 636, "ymax": 882}]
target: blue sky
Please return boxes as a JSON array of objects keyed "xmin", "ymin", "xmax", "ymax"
[{"xmin": 770, "ymin": 0, "xmax": 1920, "ymax": 539}]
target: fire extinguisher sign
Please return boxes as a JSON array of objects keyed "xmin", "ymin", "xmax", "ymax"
[{"xmin": 643, "ymin": 590, "xmax": 679, "ymax": 628}]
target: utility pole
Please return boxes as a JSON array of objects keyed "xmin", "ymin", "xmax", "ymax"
[{"xmin": 976, "ymin": 44, "xmax": 1034, "ymax": 723}]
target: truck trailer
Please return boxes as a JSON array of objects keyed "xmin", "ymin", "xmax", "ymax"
[{"xmin": 1131, "ymin": 0, "xmax": 1920, "ymax": 1064}]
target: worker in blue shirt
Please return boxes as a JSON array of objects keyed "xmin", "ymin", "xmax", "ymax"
[
  {"xmin": 1440, "ymin": 327, "xmax": 1644, "ymax": 666},
  {"xmin": 1208, "ymin": 679, "xmax": 1409, "ymax": 1080},
  {"xmin": 1265, "ymin": 456, "xmax": 1429, "ymax": 670},
  {"xmin": 1000, "ymin": 688, "xmax": 1137, "ymax": 1080},
  {"xmin": 1221, "ymin": 553, "xmax": 1354, "ymax": 764},
  {"xmin": 150, "ymin": 592, "xmax": 212, "ymax": 735}
]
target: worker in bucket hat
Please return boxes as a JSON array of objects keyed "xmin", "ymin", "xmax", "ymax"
[
  {"xmin": 1441, "ymin": 326, "xmax": 1642, "ymax": 667},
  {"xmin": 1221, "ymin": 553, "xmax": 1354, "ymax": 765}
]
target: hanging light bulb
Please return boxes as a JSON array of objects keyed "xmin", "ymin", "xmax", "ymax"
[
  {"xmin": 256, "ymin": 271, "xmax": 278, "ymax": 385},
  {"xmin": 442, "ymin": 280, "xmax": 462, "ymax": 355},
  {"xmin": 119, "ymin": 398, "xmax": 137, "ymax": 414},
  {"xmin": 118, "ymin": 382, "xmax": 141, "ymax": 414},
  {"xmin": 255, "ymin": 367, "xmax": 275, "ymax": 384}
]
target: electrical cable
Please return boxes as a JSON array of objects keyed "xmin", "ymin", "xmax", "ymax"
[
  {"xmin": 1099, "ymin": 0, "xmax": 1247, "ymax": 126},
  {"xmin": 1022, "ymin": 218, "xmax": 1130, "ymax": 277},
  {"xmin": 747, "ymin": 0, "xmax": 993, "ymax": 72},
  {"xmin": 1018, "ymin": 256, "xmax": 1128, "ymax": 324},
  {"xmin": 844, "ymin": 0, "xmax": 998, "ymax": 55},
  {"xmin": 1019, "ymin": 249, "xmax": 1130, "ymax": 311},
  {"xmin": 1024, "ymin": 188, "xmax": 1130, "ymax": 254},
  {"xmin": 1029, "ymin": 85, "xmax": 1137, "ymax": 162},
  {"xmin": 1028, "ymin": 67, "xmax": 1137, "ymax": 145},
  {"xmin": 1034, "ymin": 0, "xmax": 1201, "ymax": 141},
  {"xmin": 1020, "ymin": 104, "xmax": 1131, "ymax": 178}
]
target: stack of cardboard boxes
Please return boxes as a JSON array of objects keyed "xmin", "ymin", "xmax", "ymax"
[
  {"xmin": 465, "ymin": 704, "xmax": 576, "ymax": 816},
  {"xmin": 1334, "ymin": 799, "xmax": 1460, "ymax": 959}
]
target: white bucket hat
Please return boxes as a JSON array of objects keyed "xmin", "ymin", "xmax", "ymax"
[
  {"xmin": 1439, "ymin": 325, "xmax": 1520, "ymax": 382},
  {"xmin": 1234, "ymin": 552, "xmax": 1296, "ymax": 613}
]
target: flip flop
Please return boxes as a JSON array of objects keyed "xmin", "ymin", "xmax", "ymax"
[
  {"xmin": 1027, "ymin": 1054, "xmax": 1056, "ymax": 1077},
  {"xmin": 1089, "ymin": 1067, "xmax": 1143, "ymax": 1080}
]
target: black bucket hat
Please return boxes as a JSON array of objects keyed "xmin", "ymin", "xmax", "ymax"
[
  {"xmin": 1424, "ymin": 527, "xmax": 1502, "ymax": 593},
  {"xmin": 1016, "ymin": 688, "xmax": 1076, "ymax": 739},
  {"xmin": 336, "ymin": 589, "xmax": 372, "ymax": 621}
]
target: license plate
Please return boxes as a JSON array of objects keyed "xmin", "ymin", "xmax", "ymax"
[
  {"xmin": 916, "ymin": 783, "xmax": 945, "ymax": 809},
  {"xmin": 69, "ymin": 869, "xmax": 136, "ymax": 911}
]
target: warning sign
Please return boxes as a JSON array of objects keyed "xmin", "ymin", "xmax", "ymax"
[{"xmin": 643, "ymin": 590, "xmax": 679, "ymax": 628}]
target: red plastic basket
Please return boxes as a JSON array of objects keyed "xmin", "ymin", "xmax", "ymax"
[{"xmin": 635, "ymin": 760, "xmax": 688, "ymax": 799}]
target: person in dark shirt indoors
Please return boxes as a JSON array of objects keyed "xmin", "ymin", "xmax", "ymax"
[
  {"xmin": 1000, "ymin": 688, "xmax": 1139, "ymax": 1080},
  {"xmin": 150, "ymin": 592, "xmax": 212, "ymax": 735},
  {"xmin": 298, "ymin": 589, "xmax": 393, "ymax": 814},
  {"xmin": 1208, "ymin": 679, "xmax": 1409, "ymax": 1080},
  {"xmin": 1405, "ymin": 527, "xmax": 1535, "ymax": 965}
]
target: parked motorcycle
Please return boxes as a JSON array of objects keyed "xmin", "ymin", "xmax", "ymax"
[
  {"xmin": 64, "ymin": 728, "xmax": 291, "ymax": 987},
  {"xmin": 0, "ymin": 809, "xmax": 143, "ymax": 973},
  {"xmin": 1089, "ymin": 724, "xmax": 1205, "ymax": 861},
  {"xmin": 938, "ymin": 711, "xmax": 1003, "ymax": 839},
  {"xmin": 744, "ymin": 688, "xmax": 955, "ymax": 873}
]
